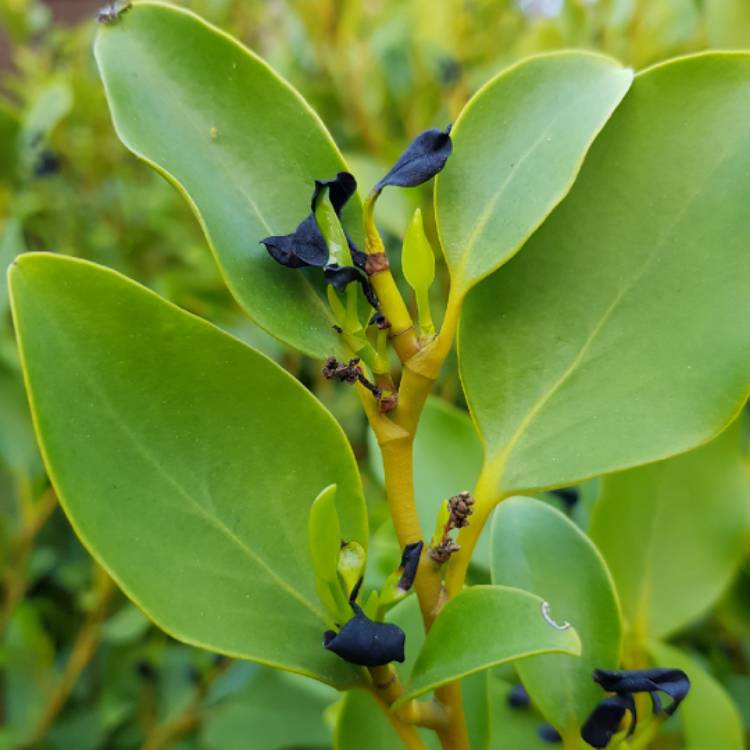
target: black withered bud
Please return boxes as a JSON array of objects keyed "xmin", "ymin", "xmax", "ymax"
[
  {"xmin": 397, "ymin": 541, "xmax": 423, "ymax": 592},
  {"xmin": 593, "ymin": 668, "xmax": 690, "ymax": 716},
  {"xmin": 323, "ymin": 578, "xmax": 406, "ymax": 667},
  {"xmin": 538, "ymin": 724, "xmax": 562, "ymax": 744},
  {"xmin": 375, "ymin": 127, "xmax": 452, "ymax": 191},
  {"xmin": 581, "ymin": 693, "xmax": 637, "ymax": 748},
  {"xmin": 507, "ymin": 683, "xmax": 531, "ymax": 709}
]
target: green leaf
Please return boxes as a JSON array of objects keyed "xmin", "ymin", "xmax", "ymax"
[
  {"xmin": 647, "ymin": 640, "xmax": 745, "ymax": 750},
  {"xmin": 399, "ymin": 585, "xmax": 581, "ymax": 703},
  {"xmin": 490, "ymin": 497, "xmax": 622, "ymax": 737},
  {"xmin": 487, "ymin": 676, "xmax": 556, "ymax": 750},
  {"xmin": 460, "ymin": 53, "xmax": 750, "ymax": 498},
  {"xmin": 590, "ymin": 418, "xmax": 750, "ymax": 641},
  {"xmin": 401, "ymin": 209, "xmax": 435, "ymax": 294},
  {"xmin": 336, "ymin": 690, "xmax": 422, "ymax": 750},
  {"xmin": 308, "ymin": 484, "xmax": 347, "ymax": 619},
  {"xmin": 95, "ymin": 2, "xmax": 359, "ymax": 358},
  {"xmin": 9, "ymin": 253, "xmax": 368, "ymax": 688},
  {"xmin": 435, "ymin": 51, "xmax": 632, "ymax": 296},
  {"xmin": 201, "ymin": 667, "xmax": 336, "ymax": 750}
]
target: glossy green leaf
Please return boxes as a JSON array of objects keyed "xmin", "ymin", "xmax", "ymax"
[
  {"xmin": 461, "ymin": 53, "xmax": 750, "ymax": 498},
  {"xmin": 491, "ymin": 498, "xmax": 622, "ymax": 737},
  {"xmin": 95, "ymin": 2, "xmax": 360, "ymax": 358},
  {"xmin": 590, "ymin": 418, "xmax": 750, "ymax": 641},
  {"xmin": 336, "ymin": 689, "xmax": 428, "ymax": 750},
  {"xmin": 487, "ymin": 676, "xmax": 555, "ymax": 750},
  {"xmin": 201, "ymin": 667, "xmax": 336, "ymax": 750},
  {"xmin": 399, "ymin": 585, "xmax": 581, "ymax": 703},
  {"xmin": 402, "ymin": 209, "xmax": 435, "ymax": 293},
  {"xmin": 647, "ymin": 641, "xmax": 744, "ymax": 750},
  {"xmin": 435, "ymin": 51, "xmax": 632, "ymax": 295},
  {"xmin": 9, "ymin": 253, "xmax": 368, "ymax": 688}
]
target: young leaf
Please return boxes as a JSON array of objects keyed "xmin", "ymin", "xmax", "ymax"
[
  {"xmin": 398, "ymin": 585, "xmax": 581, "ymax": 703},
  {"xmin": 95, "ymin": 2, "xmax": 360, "ymax": 359},
  {"xmin": 491, "ymin": 498, "xmax": 622, "ymax": 738},
  {"xmin": 402, "ymin": 208, "xmax": 436, "ymax": 337},
  {"xmin": 647, "ymin": 641, "xmax": 744, "ymax": 750},
  {"xmin": 435, "ymin": 51, "xmax": 632, "ymax": 297},
  {"xmin": 9, "ymin": 254, "xmax": 368, "ymax": 688},
  {"xmin": 590, "ymin": 418, "xmax": 750, "ymax": 641},
  {"xmin": 460, "ymin": 53, "xmax": 750, "ymax": 498}
]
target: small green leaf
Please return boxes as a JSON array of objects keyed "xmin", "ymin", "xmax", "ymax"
[
  {"xmin": 95, "ymin": 2, "xmax": 359, "ymax": 358},
  {"xmin": 309, "ymin": 485, "xmax": 342, "ymax": 586},
  {"xmin": 436, "ymin": 51, "xmax": 632, "ymax": 296},
  {"xmin": 402, "ymin": 208, "xmax": 436, "ymax": 337},
  {"xmin": 9, "ymin": 253, "xmax": 367, "ymax": 688},
  {"xmin": 647, "ymin": 641, "xmax": 744, "ymax": 750},
  {"xmin": 590, "ymin": 418, "xmax": 750, "ymax": 641},
  {"xmin": 337, "ymin": 540, "xmax": 366, "ymax": 597},
  {"xmin": 460, "ymin": 53, "xmax": 750, "ymax": 498},
  {"xmin": 491, "ymin": 498, "xmax": 622, "ymax": 737},
  {"xmin": 314, "ymin": 190, "xmax": 350, "ymax": 269},
  {"xmin": 308, "ymin": 484, "xmax": 347, "ymax": 620},
  {"xmin": 399, "ymin": 585, "xmax": 581, "ymax": 703}
]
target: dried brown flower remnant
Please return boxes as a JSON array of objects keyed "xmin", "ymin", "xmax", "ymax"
[{"xmin": 430, "ymin": 491, "xmax": 474, "ymax": 563}]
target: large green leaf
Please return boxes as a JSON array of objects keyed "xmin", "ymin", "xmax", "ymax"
[
  {"xmin": 490, "ymin": 498, "xmax": 621, "ymax": 738},
  {"xmin": 95, "ymin": 2, "xmax": 359, "ymax": 358},
  {"xmin": 435, "ymin": 51, "xmax": 632, "ymax": 296},
  {"xmin": 647, "ymin": 641, "xmax": 745, "ymax": 750},
  {"xmin": 201, "ymin": 667, "xmax": 335, "ymax": 750},
  {"xmin": 590, "ymin": 418, "xmax": 750, "ymax": 641},
  {"xmin": 399, "ymin": 585, "xmax": 581, "ymax": 703},
  {"xmin": 487, "ymin": 676, "xmax": 556, "ymax": 750},
  {"xmin": 461, "ymin": 53, "xmax": 750, "ymax": 498},
  {"xmin": 9, "ymin": 253, "xmax": 367, "ymax": 688}
]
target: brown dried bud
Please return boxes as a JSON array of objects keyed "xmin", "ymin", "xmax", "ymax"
[
  {"xmin": 429, "ymin": 539, "xmax": 460, "ymax": 564},
  {"xmin": 448, "ymin": 491, "xmax": 474, "ymax": 528}
]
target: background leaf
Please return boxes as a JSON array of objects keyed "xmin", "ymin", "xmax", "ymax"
[
  {"xmin": 460, "ymin": 53, "xmax": 750, "ymax": 498},
  {"xmin": 491, "ymin": 497, "xmax": 622, "ymax": 737},
  {"xmin": 435, "ymin": 51, "xmax": 632, "ymax": 295},
  {"xmin": 647, "ymin": 640, "xmax": 745, "ymax": 750},
  {"xmin": 400, "ymin": 585, "xmax": 581, "ymax": 702},
  {"xmin": 10, "ymin": 253, "xmax": 367, "ymax": 688},
  {"xmin": 201, "ymin": 667, "xmax": 335, "ymax": 750},
  {"xmin": 95, "ymin": 2, "xmax": 360, "ymax": 358},
  {"xmin": 590, "ymin": 418, "xmax": 750, "ymax": 641}
]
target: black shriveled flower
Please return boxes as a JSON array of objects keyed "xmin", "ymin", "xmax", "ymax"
[
  {"xmin": 581, "ymin": 668, "xmax": 690, "ymax": 748},
  {"xmin": 507, "ymin": 683, "xmax": 531, "ymax": 709},
  {"xmin": 375, "ymin": 127, "xmax": 453, "ymax": 191},
  {"xmin": 261, "ymin": 172, "xmax": 376, "ymax": 304},
  {"xmin": 581, "ymin": 694, "xmax": 637, "ymax": 748},
  {"xmin": 397, "ymin": 541, "xmax": 423, "ymax": 593},
  {"xmin": 538, "ymin": 724, "xmax": 562, "ymax": 743},
  {"xmin": 323, "ymin": 578, "xmax": 405, "ymax": 667}
]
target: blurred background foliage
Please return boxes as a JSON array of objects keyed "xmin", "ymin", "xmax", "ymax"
[{"xmin": 0, "ymin": 0, "xmax": 748, "ymax": 748}]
